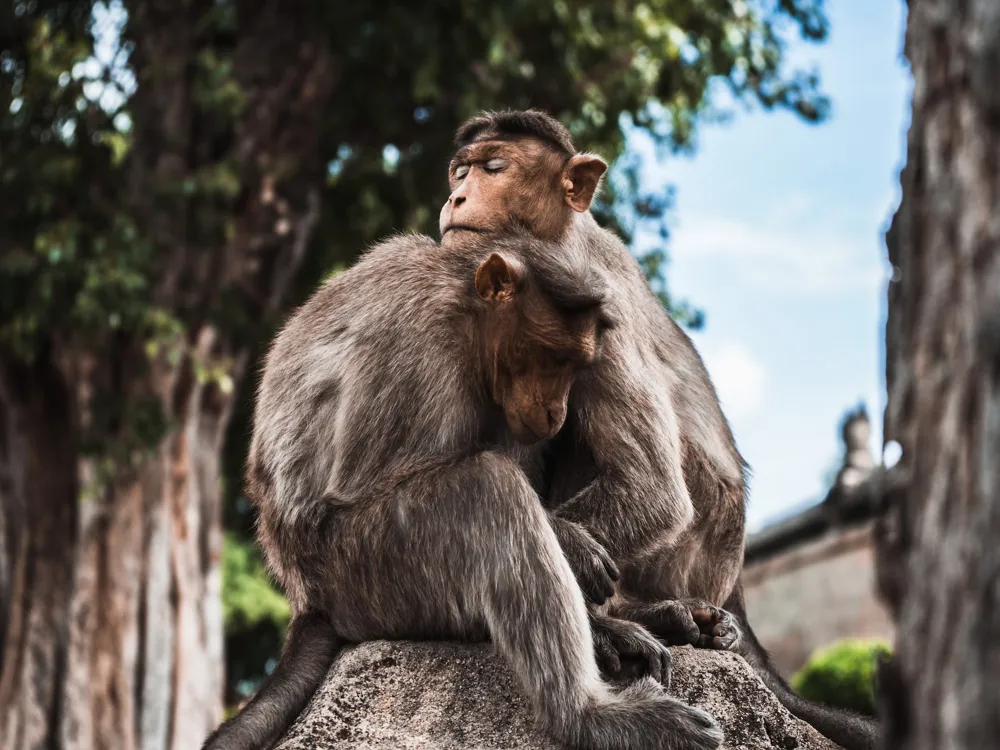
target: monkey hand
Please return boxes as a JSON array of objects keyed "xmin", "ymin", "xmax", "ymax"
[
  {"xmin": 548, "ymin": 515, "xmax": 619, "ymax": 604},
  {"xmin": 626, "ymin": 599, "xmax": 742, "ymax": 651},
  {"xmin": 589, "ymin": 611, "xmax": 671, "ymax": 688}
]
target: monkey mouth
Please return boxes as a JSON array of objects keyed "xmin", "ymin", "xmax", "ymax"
[
  {"xmin": 512, "ymin": 416, "xmax": 546, "ymax": 445},
  {"xmin": 442, "ymin": 225, "xmax": 488, "ymax": 236}
]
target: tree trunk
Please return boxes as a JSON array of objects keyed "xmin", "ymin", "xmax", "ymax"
[
  {"xmin": 876, "ymin": 0, "xmax": 1000, "ymax": 747},
  {"xmin": 56, "ymin": 340, "xmax": 241, "ymax": 750},
  {"xmin": 0, "ymin": 2, "xmax": 333, "ymax": 748},
  {"xmin": 0, "ymin": 356, "xmax": 78, "ymax": 750}
]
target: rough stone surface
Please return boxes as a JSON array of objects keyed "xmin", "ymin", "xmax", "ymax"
[{"xmin": 274, "ymin": 641, "xmax": 841, "ymax": 750}]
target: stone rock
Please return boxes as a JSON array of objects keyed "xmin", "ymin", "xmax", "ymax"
[{"xmin": 274, "ymin": 641, "xmax": 841, "ymax": 750}]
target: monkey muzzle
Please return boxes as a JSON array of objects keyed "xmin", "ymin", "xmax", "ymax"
[{"xmin": 508, "ymin": 405, "xmax": 567, "ymax": 445}]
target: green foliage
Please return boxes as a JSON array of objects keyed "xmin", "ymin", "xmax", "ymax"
[
  {"xmin": 222, "ymin": 532, "xmax": 290, "ymax": 634},
  {"xmin": 222, "ymin": 532, "xmax": 289, "ymax": 701},
  {"xmin": 792, "ymin": 639, "xmax": 892, "ymax": 717},
  {"xmin": 1, "ymin": 2, "xmax": 139, "ymax": 361}
]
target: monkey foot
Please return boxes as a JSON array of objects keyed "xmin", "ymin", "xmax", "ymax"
[
  {"xmin": 622, "ymin": 599, "xmax": 741, "ymax": 651},
  {"xmin": 589, "ymin": 611, "xmax": 671, "ymax": 687},
  {"xmin": 687, "ymin": 601, "xmax": 741, "ymax": 650}
]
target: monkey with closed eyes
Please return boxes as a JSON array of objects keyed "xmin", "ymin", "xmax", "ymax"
[
  {"xmin": 439, "ymin": 109, "xmax": 880, "ymax": 750},
  {"xmin": 200, "ymin": 230, "xmax": 725, "ymax": 750}
]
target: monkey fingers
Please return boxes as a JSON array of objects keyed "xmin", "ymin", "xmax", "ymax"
[
  {"xmin": 548, "ymin": 515, "xmax": 619, "ymax": 604},
  {"xmin": 589, "ymin": 611, "xmax": 671, "ymax": 688}
]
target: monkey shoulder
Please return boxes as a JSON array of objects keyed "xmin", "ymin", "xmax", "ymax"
[
  {"xmin": 252, "ymin": 234, "xmax": 486, "ymax": 505},
  {"xmin": 273, "ymin": 235, "xmax": 467, "ymax": 356},
  {"xmin": 255, "ymin": 233, "xmax": 462, "ymax": 426},
  {"xmin": 316, "ymin": 235, "xmax": 481, "ymax": 410}
]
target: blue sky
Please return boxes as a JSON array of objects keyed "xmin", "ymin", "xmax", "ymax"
[{"xmin": 629, "ymin": 1, "xmax": 913, "ymax": 531}]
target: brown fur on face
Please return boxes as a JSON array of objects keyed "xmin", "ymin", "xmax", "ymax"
[
  {"xmin": 474, "ymin": 251, "xmax": 607, "ymax": 443},
  {"xmin": 439, "ymin": 111, "xmax": 608, "ymax": 245}
]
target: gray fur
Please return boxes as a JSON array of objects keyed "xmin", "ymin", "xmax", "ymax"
[{"xmin": 544, "ymin": 211, "xmax": 748, "ymax": 604}]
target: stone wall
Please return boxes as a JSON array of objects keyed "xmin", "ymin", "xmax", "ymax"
[{"xmin": 742, "ymin": 521, "xmax": 894, "ymax": 676}]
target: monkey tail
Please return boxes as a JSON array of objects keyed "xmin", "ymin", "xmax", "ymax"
[
  {"xmin": 724, "ymin": 583, "xmax": 880, "ymax": 750},
  {"xmin": 200, "ymin": 611, "xmax": 342, "ymax": 750}
]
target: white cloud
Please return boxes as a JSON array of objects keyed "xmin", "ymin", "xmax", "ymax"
[
  {"xmin": 668, "ymin": 214, "xmax": 886, "ymax": 296},
  {"xmin": 763, "ymin": 191, "xmax": 814, "ymax": 225},
  {"xmin": 701, "ymin": 342, "xmax": 767, "ymax": 421}
]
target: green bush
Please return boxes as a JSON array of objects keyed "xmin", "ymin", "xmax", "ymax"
[
  {"xmin": 222, "ymin": 533, "xmax": 291, "ymax": 703},
  {"xmin": 791, "ymin": 639, "xmax": 892, "ymax": 717}
]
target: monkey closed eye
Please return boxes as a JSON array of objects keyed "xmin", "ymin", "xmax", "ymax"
[{"xmin": 484, "ymin": 158, "xmax": 507, "ymax": 173}]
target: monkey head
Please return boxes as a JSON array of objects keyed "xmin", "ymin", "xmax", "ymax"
[
  {"xmin": 473, "ymin": 249, "xmax": 610, "ymax": 445},
  {"xmin": 440, "ymin": 110, "xmax": 608, "ymax": 245}
]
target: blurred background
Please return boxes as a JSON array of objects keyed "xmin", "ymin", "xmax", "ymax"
[{"xmin": 0, "ymin": 1, "xmax": 909, "ymax": 747}]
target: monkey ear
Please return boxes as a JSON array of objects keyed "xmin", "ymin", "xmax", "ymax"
[
  {"xmin": 475, "ymin": 253, "xmax": 522, "ymax": 303},
  {"xmin": 562, "ymin": 154, "xmax": 608, "ymax": 213}
]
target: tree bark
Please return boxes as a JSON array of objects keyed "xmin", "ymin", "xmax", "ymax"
[
  {"xmin": 0, "ymin": 2, "xmax": 333, "ymax": 748},
  {"xmin": 876, "ymin": 0, "xmax": 1000, "ymax": 747},
  {"xmin": 55, "ymin": 349, "xmax": 241, "ymax": 750},
  {"xmin": 0, "ymin": 356, "xmax": 78, "ymax": 750}
]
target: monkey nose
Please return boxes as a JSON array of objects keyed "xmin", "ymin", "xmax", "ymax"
[{"xmin": 452, "ymin": 195, "xmax": 466, "ymax": 208}]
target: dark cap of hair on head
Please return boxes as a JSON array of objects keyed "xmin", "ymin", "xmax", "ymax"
[
  {"xmin": 454, "ymin": 109, "xmax": 577, "ymax": 157},
  {"xmin": 472, "ymin": 229, "xmax": 607, "ymax": 315}
]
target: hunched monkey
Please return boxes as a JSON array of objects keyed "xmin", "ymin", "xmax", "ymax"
[
  {"xmin": 201, "ymin": 231, "xmax": 724, "ymax": 750},
  {"xmin": 440, "ymin": 108, "xmax": 880, "ymax": 750}
]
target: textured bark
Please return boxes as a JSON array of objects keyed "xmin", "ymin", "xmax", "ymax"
[
  {"xmin": 54, "ymin": 372, "xmax": 238, "ymax": 750},
  {"xmin": 876, "ymin": 0, "xmax": 1000, "ymax": 747},
  {"xmin": 0, "ymin": 2, "xmax": 333, "ymax": 749},
  {"xmin": 0, "ymin": 358, "xmax": 78, "ymax": 750}
]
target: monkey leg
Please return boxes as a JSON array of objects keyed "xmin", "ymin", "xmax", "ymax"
[
  {"xmin": 328, "ymin": 451, "xmax": 723, "ymax": 750},
  {"xmin": 614, "ymin": 477, "xmax": 745, "ymax": 651},
  {"xmin": 549, "ymin": 520, "xmax": 676, "ymax": 685}
]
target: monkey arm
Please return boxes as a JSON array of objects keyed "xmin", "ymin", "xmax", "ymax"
[
  {"xmin": 552, "ymin": 371, "xmax": 694, "ymax": 563},
  {"xmin": 548, "ymin": 515, "xmax": 619, "ymax": 604}
]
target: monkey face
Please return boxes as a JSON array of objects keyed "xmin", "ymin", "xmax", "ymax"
[
  {"xmin": 499, "ymin": 320, "xmax": 601, "ymax": 445},
  {"xmin": 474, "ymin": 250, "xmax": 605, "ymax": 445},
  {"xmin": 440, "ymin": 137, "xmax": 606, "ymax": 245},
  {"xmin": 500, "ymin": 360, "xmax": 575, "ymax": 444},
  {"xmin": 440, "ymin": 138, "xmax": 562, "ymax": 243}
]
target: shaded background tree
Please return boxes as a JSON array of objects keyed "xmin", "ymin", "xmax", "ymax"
[
  {"xmin": 875, "ymin": 0, "xmax": 1000, "ymax": 747},
  {"xmin": 0, "ymin": 1, "xmax": 830, "ymax": 748}
]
